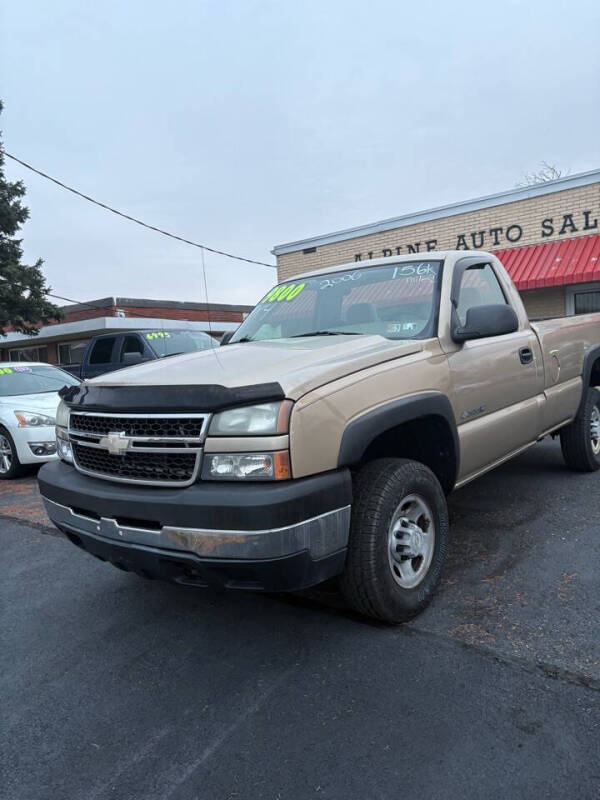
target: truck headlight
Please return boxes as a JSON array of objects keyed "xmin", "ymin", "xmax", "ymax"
[
  {"xmin": 209, "ymin": 400, "xmax": 292, "ymax": 436},
  {"xmin": 56, "ymin": 428, "xmax": 73, "ymax": 464},
  {"xmin": 56, "ymin": 400, "xmax": 70, "ymax": 429},
  {"xmin": 14, "ymin": 411, "xmax": 56, "ymax": 427},
  {"xmin": 202, "ymin": 451, "xmax": 290, "ymax": 480},
  {"xmin": 55, "ymin": 401, "xmax": 73, "ymax": 463}
]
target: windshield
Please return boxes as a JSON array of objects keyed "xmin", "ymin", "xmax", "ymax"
[
  {"xmin": 231, "ymin": 261, "xmax": 443, "ymax": 343},
  {"xmin": 143, "ymin": 330, "xmax": 215, "ymax": 357},
  {"xmin": 0, "ymin": 365, "xmax": 80, "ymax": 397}
]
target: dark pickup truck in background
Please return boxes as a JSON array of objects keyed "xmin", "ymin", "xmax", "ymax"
[{"xmin": 63, "ymin": 328, "xmax": 216, "ymax": 379}]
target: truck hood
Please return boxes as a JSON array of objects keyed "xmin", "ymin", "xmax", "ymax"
[{"xmin": 90, "ymin": 336, "xmax": 423, "ymax": 399}]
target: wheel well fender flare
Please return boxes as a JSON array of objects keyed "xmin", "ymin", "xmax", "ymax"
[
  {"xmin": 337, "ymin": 392, "xmax": 460, "ymax": 484},
  {"xmin": 580, "ymin": 342, "xmax": 600, "ymax": 412}
]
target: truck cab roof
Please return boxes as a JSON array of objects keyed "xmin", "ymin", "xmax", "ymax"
[{"xmin": 290, "ymin": 250, "xmax": 494, "ymax": 281}]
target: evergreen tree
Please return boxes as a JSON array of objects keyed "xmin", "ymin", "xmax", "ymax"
[{"xmin": 0, "ymin": 100, "xmax": 61, "ymax": 335}]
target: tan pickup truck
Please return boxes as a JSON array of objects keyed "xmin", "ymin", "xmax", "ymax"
[{"xmin": 39, "ymin": 251, "xmax": 600, "ymax": 622}]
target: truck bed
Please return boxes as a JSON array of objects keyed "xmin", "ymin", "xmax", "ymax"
[{"xmin": 531, "ymin": 311, "xmax": 600, "ymax": 390}]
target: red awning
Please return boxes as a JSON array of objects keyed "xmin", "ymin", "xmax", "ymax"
[{"xmin": 493, "ymin": 234, "xmax": 600, "ymax": 290}]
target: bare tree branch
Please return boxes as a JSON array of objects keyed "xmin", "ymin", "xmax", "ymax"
[{"xmin": 516, "ymin": 162, "xmax": 571, "ymax": 188}]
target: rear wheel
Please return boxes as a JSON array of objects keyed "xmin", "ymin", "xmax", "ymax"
[
  {"xmin": 559, "ymin": 387, "xmax": 600, "ymax": 472},
  {"xmin": 340, "ymin": 458, "xmax": 450, "ymax": 623},
  {"xmin": 0, "ymin": 427, "xmax": 25, "ymax": 480}
]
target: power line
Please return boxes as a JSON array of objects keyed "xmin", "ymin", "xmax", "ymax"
[{"xmin": 3, "ymin": 151, "xmax": 277, "ymax": 269}]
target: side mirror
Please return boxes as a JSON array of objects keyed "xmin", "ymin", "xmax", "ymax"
[
  {"xmin": 121, "ymin": 351, "xmax": 147, "ymax": 366},
  {"xmin": 451, "ymin": 304, "xmax": 519, "ymax": 342},
  {"xmin": 220, "ymin": 332, "xmax": 234, "ymax": 346}
]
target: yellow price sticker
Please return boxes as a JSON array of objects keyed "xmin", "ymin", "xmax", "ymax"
[{"xmin": 262, "ymin": 282, "xmax": 306, "ymax": 303}]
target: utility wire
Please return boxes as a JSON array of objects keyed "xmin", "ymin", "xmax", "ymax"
[{"xmin": 4, "ymin": 151, "xmax": 277, "ymax": 269}]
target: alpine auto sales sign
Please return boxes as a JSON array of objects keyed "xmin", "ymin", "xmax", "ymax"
[{"xmin": 353, "ymin": 209, "xmax": 598, "ymax": 261}]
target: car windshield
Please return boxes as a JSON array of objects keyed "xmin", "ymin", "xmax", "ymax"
[
  {"xmin": 230, "ymin": 261, "xmax": 443, "ymax": 343},
  {"xmin": 0, "ymin": 365, "xmax": 80, "ymax": 397},
  {"xmin": 143, "ymin": 330, "xmax": 215, "ymax": 357}
]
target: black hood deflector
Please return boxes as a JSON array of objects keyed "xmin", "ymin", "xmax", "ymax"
[{"xmin": 59, "ymin": 382, "xmax": 285, "ymax": 413}]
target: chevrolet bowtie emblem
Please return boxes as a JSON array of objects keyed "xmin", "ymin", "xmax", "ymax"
[{"xmin": 99, "ymin": 431, "xmax": 131, "ymax": 455}]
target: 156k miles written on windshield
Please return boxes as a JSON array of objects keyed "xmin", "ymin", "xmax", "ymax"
[{"xmin": 231, "ymin": 261, "xmax": 442, "ymax": 343}]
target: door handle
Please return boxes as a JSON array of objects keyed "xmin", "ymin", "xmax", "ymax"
[{"xmin": 519, "ymin": 347, "xmax": 533, "ymax": 365}]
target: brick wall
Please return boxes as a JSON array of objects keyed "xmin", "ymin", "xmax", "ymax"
[
  {"xmin": 277, "ymin": 182, "xmax": 600, "ymax": 281},
  {"xmin": 115, "ymin": 306, "xmax": 244, "ymax": 323},
  {"xmin": 62, "ymin": 308, "xmax": 114, "ymax": 323},
  {"xmin": 520, "ymin": 287, "xmax": 566, "ymax": 320},
  {"xmin": 46, "ymin": 342, "xmax": 59, "ymax": 365},
  {"xmin": 61, "ymin": 305, "xmax": 247, "ymax": 325}
]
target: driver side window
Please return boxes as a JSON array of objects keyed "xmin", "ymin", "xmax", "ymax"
[
  {"xmin": 120, "ymin": 335, "xmax": 145, "ymax": 362},
  {"xmin": 457, "ymin": 264, "xmax": 507, "ymax": 325}
]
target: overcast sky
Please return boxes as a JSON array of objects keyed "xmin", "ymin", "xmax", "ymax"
[{"xmin": 2, "ymin": 0, "xmax": 599, "ymax": 308}]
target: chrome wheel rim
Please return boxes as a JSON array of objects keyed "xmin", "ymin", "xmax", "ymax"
[
  {"xmin": 387, "ymin": 493, "xmax": 435, "ymax": 589},
  {"xmin": 591, "ymin": 405, "xmax": 600, "ymax": 456},
  {"xmin": 0, "ymin": 435, "xmax": 13, "ymax": 474}
]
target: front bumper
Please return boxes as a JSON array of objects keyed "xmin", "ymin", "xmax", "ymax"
[
  {"xmin": 12, "ymin": 425, "xmax": 58, "ymax": 465},
  {"xmin": 38, "ymin": 461, "xmax": 352, "ymax": 592}
]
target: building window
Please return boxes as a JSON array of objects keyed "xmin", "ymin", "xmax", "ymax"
[
  {"xmin": 8, "ymin": 346, "xmax": 49, "ymax": 363},
  {"xmin": 574, "ymin": 291, "xmax": 600, "ymax": 314},
  {"xmin": 566, "ymin": 283, "xmax": 600, "ymax": 315},
  {"xmin": 58, "ymin": 339, "xmax": 89, "ymax": 366}
]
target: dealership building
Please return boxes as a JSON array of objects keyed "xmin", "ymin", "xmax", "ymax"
[
  {"xmin": 0, "ymin": 297, "xmax": 252, "ymax": 366},
  {"xmin": 273, "ymin": 169, "xmax": 600, "ymax": 319}
]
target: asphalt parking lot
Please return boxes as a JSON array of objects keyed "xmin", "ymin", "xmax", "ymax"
[{"xmin": 2, "ymin": 437, "xmax": 599, "ymax": 799}]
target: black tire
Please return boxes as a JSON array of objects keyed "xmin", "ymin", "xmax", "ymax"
[
  {"xmin": 559, "ymin": 387, "xmax": 600, "ymax": 472},
  {"xmin": 340, "ymin": 458, "xmax": 450, "ymax": 624},
  {"xmin": 0, "ymin": 426, "xmax": 25, "ymax": 480}
]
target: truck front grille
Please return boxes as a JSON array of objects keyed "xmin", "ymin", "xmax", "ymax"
[
  {"xmin": 73, "ymin": 443, "xmax": 199, "ymax": 485},
  {"xmin": 68, "ymin": 412, "xmax": 208, "ymax": 487},
  {"xmin": 70, "ymin": 413, "xmax": 206, "ymax": 439}
]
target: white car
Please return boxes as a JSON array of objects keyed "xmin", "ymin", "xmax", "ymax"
[{"xmin": 0, "ymin": 362, "xmax": 80, "ymax": 479}]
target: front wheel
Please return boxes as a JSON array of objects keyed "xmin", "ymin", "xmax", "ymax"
[
  {"xmin": 0, "ymin": 427, "xmax": 25, "ymax": 480},
  {"xmin": 340, "ymin": 458, "xmax": 450, "ymax": 623},
  {"xmin": 559, "ymin": 387, "xmax": 600, "ymax": 472}
]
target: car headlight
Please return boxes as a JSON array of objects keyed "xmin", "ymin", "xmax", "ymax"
[
  {"xmin": 202, "ymin": 451, "xmax": 290, "ymax": 481},
  {"xmin": 14, "ymin": 411, "xmax": 56, "ymax": 428},
  {"xmin": 209, "ymin": 400, "xmax": 292, "ymax": 436}
]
